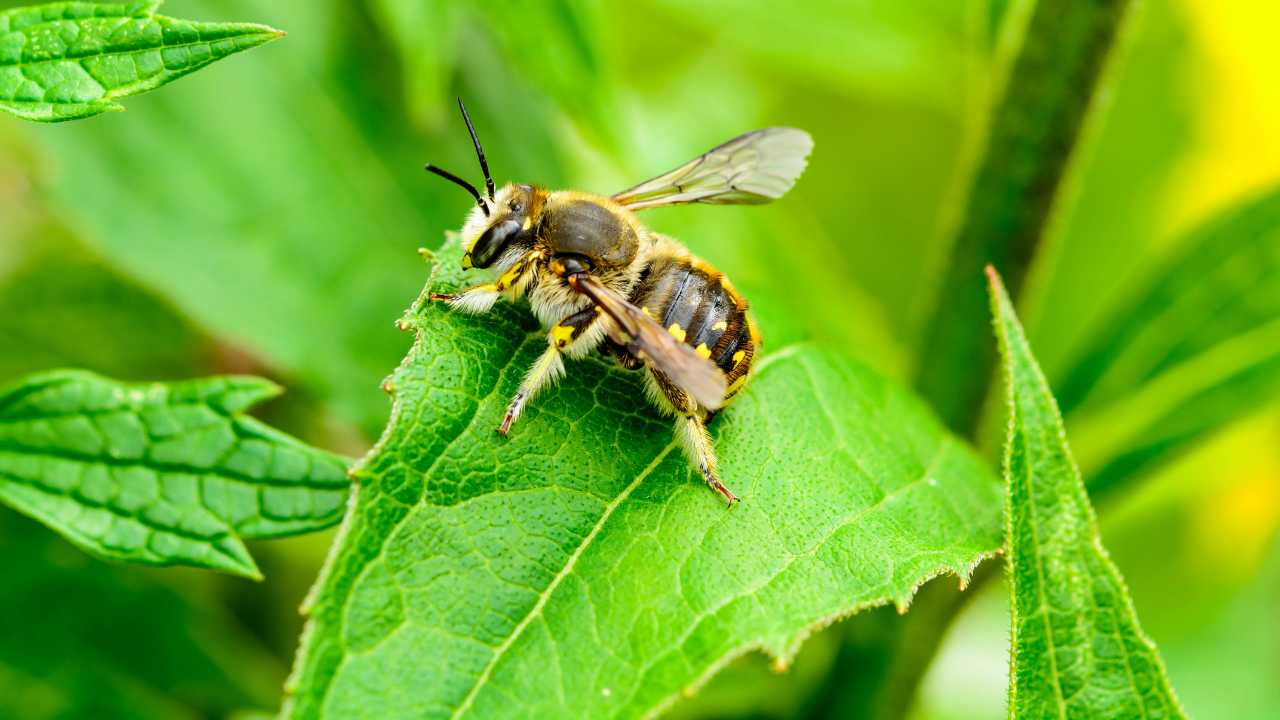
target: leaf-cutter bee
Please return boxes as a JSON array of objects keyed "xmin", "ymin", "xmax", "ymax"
[{"xmin": 426, "ymin": 99, "xmax": 812, "ymax": 505}]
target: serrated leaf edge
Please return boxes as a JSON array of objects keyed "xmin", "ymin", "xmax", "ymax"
[{"xmin": 986, "ymin": 266, "xmax": 1188, "ymax": 719}]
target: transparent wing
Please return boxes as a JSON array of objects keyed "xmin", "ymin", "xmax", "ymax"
[
  {"xmin": 612, "ymin": 127, "xmax": 813, "ymax": 210},
  {"xmin": 569, "ymin": 274, "xmax": 727, "ymax": 410}
]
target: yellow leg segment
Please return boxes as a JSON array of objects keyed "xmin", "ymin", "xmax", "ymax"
[
  {"xmin": 431, "ymin": 251, "xmax": 543, "ymax": 315},
  {"xmin": 498, "ymin": 305, "xmax": 600, "ymax": 436},
  {"xmin": 498, "ymin": 344, "xmax": 565, "ymax": 435}
]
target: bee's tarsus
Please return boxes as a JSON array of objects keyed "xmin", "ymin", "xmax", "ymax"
[
  {"xmin": 498, "ymin": 397, "xmax": 522, "ymax": 435},
  {"xmin": 429, "ymin": 292, "xmax": 457, "ymax": 303}
]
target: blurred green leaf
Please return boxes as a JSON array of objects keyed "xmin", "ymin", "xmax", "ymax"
[
  {"xmin": 1058, "ymin": 186, "xmax": 1280, "ymax": 413},
  {"xmin": 916, "ymin": 0, "xmax": 1134, "ymax": 432},
  {"xmin": 369, "ymin": 0, "xmax": 611, "ymax": 137},
  {"xmin": 283, "ymin": 236, "xmax": 1002, "ymax": 718},
  {"xmin": 636, "ymin": 0, "xmax": 988, "ymax": 111},
  {"xmin": 1071, "ymin": 318, "xmax": 1280, "ymax": 497},
  {"xmin": 0, "ymin": 370, "xmax": 351, "ymax": 577},
  {"xmin": 367, "ymin": 0, "xmax": 458, "ymax": 127},
  {"xmin": 0, "ymin": 0, "xmax": 281, "ymax": 122},
  {"xmin": 28, "ymin": 0, "xmax": 437, "ymax": 437},
  {"xmin": 0, "ymin": 511, "xmax": 283, "ymax": 720},
  {"xmin": 1162, "ymin": 532, "xmax": 1280, "ymax": 718},
  {"xmin": 988, "ymin": 268, "xmax": 1186, "ymax": 719},
  {"xmin": 1048, "ymin": 188, "xmax": 1280, "ymax": 493},
  {"xmin": 0, "ymin": 227, "xmax": 214, "ymax": 384}
]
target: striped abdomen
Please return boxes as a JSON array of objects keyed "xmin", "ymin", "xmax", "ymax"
[{"xmin": 625, "ymin": 253, "xmax": 758, "ymax": 402}]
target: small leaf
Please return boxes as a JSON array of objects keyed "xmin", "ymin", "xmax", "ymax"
[
  {"xmin": 282, "ymin": 236, "xmax": 1003, "ymax": 718},
  {"xmin": 0, "ymin": 0, "xmax": 283, "ymax": 122},
  {"xmin": 987, "ymin": 268, "xmax": 1187, "ymax": 719},
  {"xmin": 0, "ymin": 370, "xmax": 351, "ymax": 578}
]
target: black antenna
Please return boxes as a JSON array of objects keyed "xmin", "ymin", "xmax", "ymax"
[
  {"xmin": 457, "ymin": 97, "xmax": 495, "ymax": 199},
  {"xmin": 424, "ymin": 164, "xmax": 489, "ymax": 216}
]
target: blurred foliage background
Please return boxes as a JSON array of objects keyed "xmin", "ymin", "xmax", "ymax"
[{"xmin": 0, "ymin": 0, "xmax": 1277, "ymax": 718}]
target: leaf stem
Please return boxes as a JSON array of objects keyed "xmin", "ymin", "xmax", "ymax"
[{"xmin": 913, "ymin": 0, "xmax": 1136, "ymax": 434}]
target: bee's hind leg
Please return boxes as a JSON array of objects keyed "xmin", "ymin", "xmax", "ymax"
[
  {"xmin": 679, "ymin": 413, "xmax": 739, "ymax": 507},
  {"xmin": 652, "ymin": 373, "xmax": 738, "ymax": 506},
  {"xmin": 498, "ymin": 305, "xmax": 599, "ymax": 435}
]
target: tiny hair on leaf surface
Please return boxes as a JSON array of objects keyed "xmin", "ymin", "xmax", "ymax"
[
  {"xmin": 987, "ymin": 267, "xmax": 1186, "ymax": 719},
  {"xmin": 282, "ymin": 234, "xmax": 1004, "ymax": 719},
  {"xmin": 0, "ymin": 370, "xmax": 352, "ymax": 578},
  {"xmin": 0, "ymin": 0, "xmax": 283, "ymax": 122}
]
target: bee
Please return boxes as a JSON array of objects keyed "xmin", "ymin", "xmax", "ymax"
[{"xmin": 425, "ymin": 99, "xmax": 812, "ymax": 505}]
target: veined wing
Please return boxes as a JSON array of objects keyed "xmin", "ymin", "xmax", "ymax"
[{"xmin": 613, "ymin": 127, "xmax": 813, "ymax": 210}]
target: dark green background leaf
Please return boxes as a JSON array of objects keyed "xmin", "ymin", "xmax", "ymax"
[{"xmin": 0, "ymin": 512, "xmax": 284, "ymax": 719}]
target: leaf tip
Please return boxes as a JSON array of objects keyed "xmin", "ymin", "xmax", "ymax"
[{"xmin": 984, "ymin": 264, "xmax": 1007, "ymax": 298}]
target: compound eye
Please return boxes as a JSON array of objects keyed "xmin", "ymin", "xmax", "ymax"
[{"xmin": 470, "ymin": 219, "xmax": 521, "ymax": 268}]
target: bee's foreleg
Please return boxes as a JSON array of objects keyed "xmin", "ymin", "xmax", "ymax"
[
  {"xmin": 431, "ymin": 251, "xmax": 543, "ymax": 314},
  {"xmin": 498, "ymin": 306, "xmax": 599, "ymax": 436},
  {"xmin": 430, "ymin": 283, "xmax": 501, "ymax": 314}
]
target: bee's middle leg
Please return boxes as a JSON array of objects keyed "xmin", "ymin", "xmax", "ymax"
[{"xmin": 498, "ymin": 306, "xmax": 599, "ymax": 435}]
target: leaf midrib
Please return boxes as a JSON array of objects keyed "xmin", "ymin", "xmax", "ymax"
[
  {"xmin": 1015, "ymin": 413, "xmax": 1069, "ymax": 718},
  {"xmin": 1011, "ymin": 335, "xmax": 1169, "ymax": 719},
  {"xmin": 0, "ymin": 36, "xmax": 271, "ymax": 72},
  {"xmin": 450, "ymin": 440, "xmax": 681, "ymax": 719},
  {"xmin": 0, "ymin": 438, "xmax": 340, "ymax": 492}
]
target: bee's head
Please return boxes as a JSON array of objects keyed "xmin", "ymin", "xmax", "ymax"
[
  {"xmin": 461, "ymin": 183, "xmax": 544, "ymax": 269},
  {"xmin": 425, "ymin": 98, "xmax": 541, "ymax": 270}
]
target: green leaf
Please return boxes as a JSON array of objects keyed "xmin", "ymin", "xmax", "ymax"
[
  {"xmin": 282, "ymin": 236, "xmax": 1003, "ymax": 718},
  {"xmin": 987, "ymin": 268, "xmax": 1186, "ymax": 719},
  {"xmin": 0, "ymin": 370, "xmax": 351, "ymax": 578},
  {"xmin": 0, "ymin": 0, "xmax": 282, "ymax": 122},
  {"xmin": 915, "ymin": 0, "xmax": 1135, "ymax": 432},
  {"xmin": 635, "ymin": 0, "xmax": 989, "ymax": 111}
]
